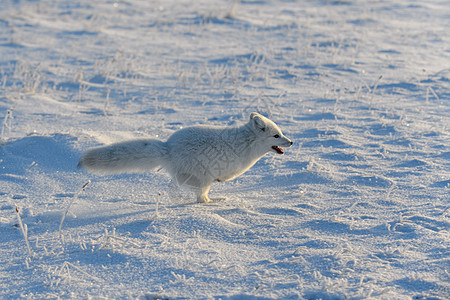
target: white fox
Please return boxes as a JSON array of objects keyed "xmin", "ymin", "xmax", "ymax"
[{"xmin": 78, "ymin": 112, "xmax": 293, "ymax": 203}]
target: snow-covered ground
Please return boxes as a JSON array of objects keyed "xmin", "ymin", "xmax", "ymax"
[{"xmin": 1, "ymin": 0, "xmax": 449, "ymax": 298}]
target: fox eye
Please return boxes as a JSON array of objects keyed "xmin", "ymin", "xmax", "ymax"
[{"xmin": 274, "ymin": 134, "xmax": 280, "ymax": 138}]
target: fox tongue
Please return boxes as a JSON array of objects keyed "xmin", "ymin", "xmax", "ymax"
[{"xmin": 272, "ymin": 145, "xmax": 284, "ymax": 154}]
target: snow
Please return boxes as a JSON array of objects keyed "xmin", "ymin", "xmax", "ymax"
[{"xmin": 0, "ymin": 0, "xmax": 449, "ymax": 298}]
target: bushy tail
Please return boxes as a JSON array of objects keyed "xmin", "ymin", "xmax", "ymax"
[{"xmin": 78, "ymin": 139, "xmax": 168, "ymax": 174}]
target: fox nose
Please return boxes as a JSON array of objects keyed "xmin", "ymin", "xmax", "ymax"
[{"xmin": 290, "ymin": 140, "xmax": 293, "ymax": 146}]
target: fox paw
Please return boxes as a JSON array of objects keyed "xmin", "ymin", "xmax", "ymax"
[{"xmin": 197, "ymin": 195, "xmax": 212, "ymax": 203}]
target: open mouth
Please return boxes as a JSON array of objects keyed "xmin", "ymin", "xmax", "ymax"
[{"xmin": 272, "ymin": 145, "xmax": 284, "ymax": 154}]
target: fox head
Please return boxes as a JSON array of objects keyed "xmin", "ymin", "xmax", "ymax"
[{"xmin": 249, "ymin": 112, "xmax": 293, "ymax": 155}]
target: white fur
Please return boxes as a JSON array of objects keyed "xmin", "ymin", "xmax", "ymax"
[{"xmin": 78, "ymin": 112, "xmax": 293, "ymax": 203}]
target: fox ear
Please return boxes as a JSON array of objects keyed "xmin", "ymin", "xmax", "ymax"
[
  {"xmin": 250, "ymin": 113, "xmax": 266, "ymax": 131},
  {"xmin": 250, "ymin": 112, "xmax": 260, "ymax": 120}
]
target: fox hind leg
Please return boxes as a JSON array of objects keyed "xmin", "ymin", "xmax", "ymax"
[
  {"xmin": 196, "ymin": 185, "xmax": 212, "ymax": 203},
  {"xmin": 173, "ymin": 172, "xmax": 213, "ymax": 203}
]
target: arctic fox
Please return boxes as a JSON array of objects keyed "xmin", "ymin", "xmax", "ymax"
[{"xmin": 78, "ymin": 112, "xmax": 293, "ymax": 203}]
